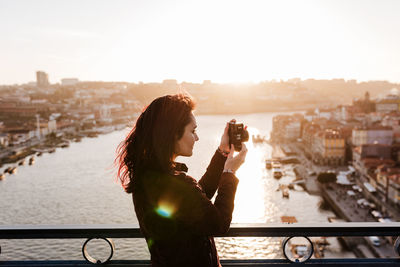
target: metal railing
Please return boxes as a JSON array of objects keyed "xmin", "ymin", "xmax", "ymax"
[{"xmin": 1, "ymin": 222, "xmax": 399, "ymax": 266}]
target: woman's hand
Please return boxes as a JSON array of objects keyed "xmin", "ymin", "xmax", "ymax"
[
  {"xmin": 219, "ymin": 119, "xmax": 235, "ymax": 153},
  {"xmin": 224, "ymin": 143, "xmax": 247, "ymax": 174}
]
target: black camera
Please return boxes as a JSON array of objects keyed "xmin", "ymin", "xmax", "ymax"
[{"xmin": 228, "ymin": 122, "xmax": 249, "ymax": 151}]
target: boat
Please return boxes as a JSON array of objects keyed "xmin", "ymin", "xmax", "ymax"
[
  {"xmin": 37, "ymin": 152, "xmax": 42, "ymax": 156},
  {"xmin": 281, "ymin": 216, "xmax": 298, "ymax": 224},
  {"xmin": 18, "ymin": 160, "xmax": 25, "ymax": 166},
  {"xmin": 48, "ymin": 148, "xmax": 56, "ymax": 153},
  {"xmin": 279, "ymin": 156, "xmax": 300, "ymax": 164},
  {"xmin": 57, "ymin": 141, "xmax": 70, "ymax": 148},
  {"xmin": 29, "ymin": 156, "xmax": 35, "ymax": 165},
  {"xmin": 4, "ymin": 167, "xmax": 12, "ymax": 174},
  {"xmin": 87, "ymin": 132, "xmax": 98, "ymax": 138},
  {"xmin": 265, "ymin": 160, "xmax": 272, "ymax": 169},
  {"xmin": 282, "ymin": 188, "xmax": 289, "ymax": 198},
  {"xmin": 0, "ymin": 173, "xmax": 5, "ymax": 180},
  {"xmin": 273, "ymin": 167, "xmax": 283, "ymax": 179},
  {"xmin": 9, "ymin": 167, "xmax": 17, "ymax": 174},
  {"xmin": 272, "ymin": 161, "xmax": 281, "ymax": 168},
  {"xmin": 4, "ymin": 167, "xmax": 17, "ymax": 174}
]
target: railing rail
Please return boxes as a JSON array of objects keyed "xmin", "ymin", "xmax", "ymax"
[
  {"xmin": 1, "ymin": 222, "xmax": 399, "ymax": 266},
  {"xmin": 1, "ymin": 222, "xmax": 399, "ymax": 238}
]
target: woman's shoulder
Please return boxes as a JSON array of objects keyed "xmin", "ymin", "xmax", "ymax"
[
  {"xmin": 157, "ymin": 172, "xmax": 202, "ymax": 194},
  {"xmin": 141, "ymin": 169, "xmax": 198, "ymax": 186}
]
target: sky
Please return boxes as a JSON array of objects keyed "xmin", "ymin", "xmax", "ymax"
[{"xmin": 1, "ymin": 0, "xmax": 400, "ymax": 85}]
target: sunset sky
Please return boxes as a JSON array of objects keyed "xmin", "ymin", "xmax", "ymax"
[{"xmin": 1, "ymin": 0, "xmax": 400, "ymax": 85}]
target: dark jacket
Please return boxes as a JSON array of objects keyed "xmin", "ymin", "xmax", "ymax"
[{"xmin": 132, "ymin": 150, "xmax": 239, "ymax": 267}]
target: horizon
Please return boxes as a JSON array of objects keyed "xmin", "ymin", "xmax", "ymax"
[
  {"xmin": 2, "ymin": 0, "xmax": 400, "ymax": 85},
  {"xmin": 2, "ymin": 76, "xmax": 400, "ymax": 87}
]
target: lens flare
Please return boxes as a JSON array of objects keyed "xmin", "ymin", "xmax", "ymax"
[
  {"xmin": 155, "ymin": 203, "xmax": 175, "ymax": 218},
  {"xmin": 147, "ymin": 238, "xmax": 154, "ymax": 249}
]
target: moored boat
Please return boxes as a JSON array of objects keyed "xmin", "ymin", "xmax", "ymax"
[
  {"xmin": 4, "ymin": 167, "xmax": 14, "ymax": 174},
  {"xmin": 273, "ymin": 167, "xmax": 283, "ymax": 179},
  {"xmin": 282, "ymin": 188, "xmax": 289, "ymax": 198},
  {"xmin": 57, "ymin": 141, "xmax": 70, "ymax": 148},
  {"xmin": 265, "ymin": 159, "xmax": 272, "ymax": 169},
  {"xmin": 9, "ymin": 167, "xmax": 17, "ymax": 174}
]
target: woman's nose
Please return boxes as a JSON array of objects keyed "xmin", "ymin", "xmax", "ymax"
[{"xmin": 195, "ymin": 134, "xmax": 199, "ymax": 141}]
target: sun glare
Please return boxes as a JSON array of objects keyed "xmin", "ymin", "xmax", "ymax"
[{"xmin": 233, "ymin": 127, "xmax": 266, "ymax": 223}]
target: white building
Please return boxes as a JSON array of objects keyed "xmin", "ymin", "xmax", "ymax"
[
  {"xmin": 48, "ymin": 118, "xmax": 57, "ymax": 133},
  {"xmin": 315, "ymin": 108, "xmax": 333, "ymax": 120},
  {"xmin": 375, "ymin": 93, "xmax": 399, "ymax": 113},
  {"xmin": 284, "ymin": 121, "xmax": 301, "ymax": 140},
  {"xmin": 61, "ymin": 78, "xmax": 79, "ymax": 86},
  {"xmin": 352, "ymin": 127, "xmax": 393, "ymax": 146}
]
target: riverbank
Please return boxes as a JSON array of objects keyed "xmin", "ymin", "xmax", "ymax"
[
  {"xmin": 0, "ymin": 124, "xmax": 128, "ymax": 169},
  {"xmin": 271, "ymin": 141, "xmax": 398, "ymax": 259}
]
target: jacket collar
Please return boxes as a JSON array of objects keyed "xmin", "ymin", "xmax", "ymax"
[{"xmin": 174, "ymin": 162, "xmax": 188, "ymax": 173}]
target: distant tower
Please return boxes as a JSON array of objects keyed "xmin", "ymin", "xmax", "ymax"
[
  {"xmin": 36, "ymin": 71, "xmax": 49, "ymax": 88},
  {"xmin": 365, "ymin": 91, "xmax": 370, "ymax": 102}
]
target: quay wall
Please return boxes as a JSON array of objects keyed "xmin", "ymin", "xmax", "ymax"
[{"xmin": 320, "ymin": 184, "xmax": 351, "ymax": 222}]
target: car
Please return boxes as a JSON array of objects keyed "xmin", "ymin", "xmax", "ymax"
[
  {"xmin": 352, "ymin": 185, "xmax": 362, "ymax": 193},
  {"xmin": 378, "ymin": 218, "xmax": 393, "ymax": 223},
  {"xmin": 368, "ymin": 236, "xmax": 381, "ymax": 246},
  {"xmin": 370, "ymin": 210, "xmax": 383, "ymax": 219},
  {"xmin": 356, "ymin": 198, "xmax": 370, "ymax": 208}
]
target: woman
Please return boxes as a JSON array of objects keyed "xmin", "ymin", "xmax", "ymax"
[{"xmin": 117, "ymin": 94, "xmax": 247, "ymax": 267}]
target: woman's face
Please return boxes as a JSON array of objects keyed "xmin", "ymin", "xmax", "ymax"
[{"xmin": 174, "ymin": 113, "xmax": 199, "ymax": 158}]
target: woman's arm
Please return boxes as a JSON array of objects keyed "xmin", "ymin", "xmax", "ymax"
[
  {"xmin": 198, "ymin": 149, "xmax": 227, "ymax": 199},
  {"xmin": 177, "ymin": 172, "xmax": 239, "ymax": 235},
  {"xmin": 198, "ymin": 120, "xmax": 232, "ymax": 199}
]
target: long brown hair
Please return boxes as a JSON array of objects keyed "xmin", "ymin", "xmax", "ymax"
[{"xmin": 116, "ymin": 94, "xmax": 195, "ymax": 193}]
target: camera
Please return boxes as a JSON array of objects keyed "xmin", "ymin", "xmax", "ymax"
[{"xmin": 228, "ymin": 122, "xmax": 249, "ymax": 151}]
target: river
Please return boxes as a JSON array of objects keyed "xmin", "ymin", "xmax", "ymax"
[{"xmin": 0, "ymin": 112, "xmax": 354, "ymax": 260}]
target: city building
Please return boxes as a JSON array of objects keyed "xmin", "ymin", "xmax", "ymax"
[
  {"xmin": 162, "ymin": 79, "xmax": 178, "ymax": 87},
  {"xmin": 36, "ymin": 71, "xmax": 49, "ymax": 88},
  {"xmin": 312, "ymin": 129, "xmax": 345, "ymax": 165},
  {"xmin": 315, "ymin": 108, "xmax": 333, "ymax": 120},
  {"xmin": 352, "ymin": 126, "xmax": 393, "ymax": 146},
  {"xmin": 352, "ymin": 144, "xmax": 394, "ymax": 183},
  {"xmin": 333, "ymin": 105, "xmax": 351, "ymax": 122},
  {"xmin": 375, "ymin": 91, "xmax": 400, "ymax": 113},
  {"xmin": 375, "ymin": 165, "xmax": 400, "ymax": 206},
  {"xmin": 61, "ymin": 78, "xmax": 79, "ymax": 86},
  {"xmin": 352, "ymin": 91, "xmax": 375, "ymax": 114},
  {"xmin": 271, "ymin": 115, "xmax": 303, "ymax": 142},
  {"xmin": 302, "ymin": 122, "xmax": 321, "ymax": 158}
]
